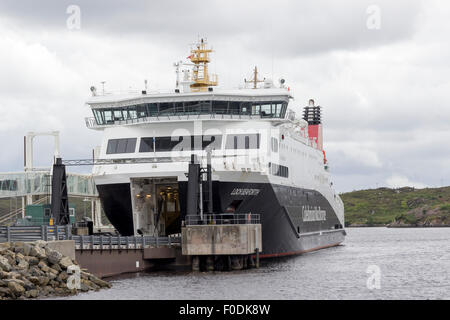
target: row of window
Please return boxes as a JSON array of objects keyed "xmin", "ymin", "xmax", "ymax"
[
  {"xmin": 268, "ymin": 163, "xmax": 289, "ymax": 178},
  {"xmin": 106, "ymin": 134, "xmax": 261, "ymax": 154},
  {"xmin": 92, "ymin": 101, "xmax": 288, "ymax": 125},
  {"xmin": 106, "ymin": 138, "xmax": 137, "ymax": 154},
  {"xmin": 0, "ymin": 179, "xmax": 18, "ymax": 191}
]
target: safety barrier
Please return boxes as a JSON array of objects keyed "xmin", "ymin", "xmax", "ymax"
[
  {"xmin": 0, "ymin": 225, "xmax": 180, "ymax": 250},
  {"xmin": 0, "ymin": 225, "xmax": 72, "ymax": 242},
  {"xmin": 73, "ymin": 234, "xmax": 181, "ymax": 250}
]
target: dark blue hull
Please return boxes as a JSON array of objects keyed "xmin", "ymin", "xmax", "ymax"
[{"xmin": 97, "ymin": 181, "xmax": 345, "ymax": 256}]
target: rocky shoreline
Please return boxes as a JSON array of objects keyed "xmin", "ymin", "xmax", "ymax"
[{"xmin": 0, "ymin": 241, "xmax": 111, "ymax": 300}]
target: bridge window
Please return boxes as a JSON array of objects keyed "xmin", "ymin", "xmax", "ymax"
[
  {"xmin": 136, "ymin": 105, "xmax": 147, "ymax": 118},
  {"xmin": 211, "ymin": 101, "xmax": 228, "ymax": 114},
  {"xmin": 106, "ymin": 138, "xmax": 137, "ymax": 154},
  {"xmin": 91, "ymin": 101, "xmax": 289, "ymax": 125},
  {"xmin": 159, "ymin": 102, "xmax": 174, "ymax": 115},
  {"xmin": 260, "ymin": 104, "xmax": 272, "ymax": 117},
  {"xmin": 225, "ymin": 134, "xmax": 260, "ymax": 150},
  {"xmin": 113, "ymin": 110, "xmax": 123, "ymax": 121},
  {"xmin": 273, "ymin": 103, "xmax": 283, "ymax": 118},
  {"xmin": 103, "ymin": 110, "xmax": 113, "ymax": 124}
]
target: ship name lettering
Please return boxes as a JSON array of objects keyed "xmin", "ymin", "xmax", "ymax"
[
  {"xmin": 230, "ymin": 188, "xmax": 260, "ymax": 196},
  {"xmin": 302, "ymin": 208, "xmax": 327, "ymax": 222}
]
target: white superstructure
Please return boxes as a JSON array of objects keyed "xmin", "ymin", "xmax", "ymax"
[{"xmin": 83, "ymin": 39, "xmax": 344, "ymax": 256}]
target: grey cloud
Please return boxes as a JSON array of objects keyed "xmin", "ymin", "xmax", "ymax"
[
  {"xmin": 0, "ymin": 0, "xmax": 423, "ymax": 57},
  {"xmin": 0, "ymin": 0, "xmax": 448, "ymax": 193}
]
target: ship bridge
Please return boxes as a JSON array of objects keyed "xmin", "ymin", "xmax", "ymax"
[
  {"xmin": 85, "ymin": 88, "xmax": 292, "ymax": 130},
  {"xmin": 85, "ymin": 39, "xmax": 293, "ymax": 130}
]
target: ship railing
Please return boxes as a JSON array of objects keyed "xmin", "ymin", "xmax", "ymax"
[
  {"xmin": 0, "ymin": 225, "xmax": 181, "ymax": 250},
  {"xmin": 85, "ymin": 108, "xmax": 286, "ymax": 129},
  {"xmin": 62, "ymin": 154, "xmax": 260, "ymax": 167},
  {"xmin": 73, "ymin": 234, "xmax": 181, "ymax": 250},
  {"xmin": 183, "ymin": 213, "xmax": 260, "ymax": 226},
  {"xmin": 63, "ymin": 156, "xmax": 192, "ymax": 166},
  {"xmin": 85, "ymin": 117, "xmax": 97, "ymax": 128}
]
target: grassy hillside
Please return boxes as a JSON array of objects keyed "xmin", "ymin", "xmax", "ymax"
[
  {"xmin": 341, "ymin": 186, "xmax": 450, "ymax": 226},
  {"xmin": 3, "ymin": 186, "xmax": 450, "ymax": 227}
]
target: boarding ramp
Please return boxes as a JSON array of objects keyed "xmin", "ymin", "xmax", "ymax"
[
  {"xmin": 0, "ymin": 171, "xmax": 98, "ymax": 199},
  {"xmin": 0, "ymin": 171, "xmax": 99, "ymax": 226}
]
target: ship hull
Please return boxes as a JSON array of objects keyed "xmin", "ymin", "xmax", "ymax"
[{"xmin": 96, "ymin": 181, "xmax": 345, "ymax": 256}]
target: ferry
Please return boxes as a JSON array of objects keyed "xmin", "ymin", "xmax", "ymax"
[{"xmin": 84, "ymin": 39, "xmax": 345, "ymax": 257}]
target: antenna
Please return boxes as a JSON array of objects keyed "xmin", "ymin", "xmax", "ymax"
[
  {"xmin": 101, "ymin": 81, "xmax": 106, "ymax": 95},
  {"xmin": 173, "ymin": 60, "xmax": 183, "ymax": 90},
  {"xmin": 271, "ymin": 52, "xmax": 274, "ymax": 81}
]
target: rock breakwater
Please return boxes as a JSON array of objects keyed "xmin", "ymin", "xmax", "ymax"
[{"xmin": 0, "ymin": 241, "xmax": 111, "ymax": 300}]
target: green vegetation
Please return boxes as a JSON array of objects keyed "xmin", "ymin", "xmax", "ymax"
[{"xmin": 341, "ymin": 186, "xmax": 450, "ymax": 226}]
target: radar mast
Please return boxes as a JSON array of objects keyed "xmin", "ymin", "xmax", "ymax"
[
  {"xmin": 244, "ymin": 66, "xmax": 265, "ymax": 89},
  {"xmin": 188, "ymin": 38, "xmax": 218, "ymax": 92}
]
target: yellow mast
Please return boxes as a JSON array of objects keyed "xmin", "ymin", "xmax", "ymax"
[{"xmin": 189, "ymin": 38, "xmax": 218, "ymax": 92}]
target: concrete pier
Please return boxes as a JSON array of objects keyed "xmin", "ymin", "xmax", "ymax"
[
  {"xmin": 181, "ymin": 224, "xmax": 262, "ymax": 256},
  {"xmin": 181, "ymin": 223, "xmax": 262, "ymax": 271}
]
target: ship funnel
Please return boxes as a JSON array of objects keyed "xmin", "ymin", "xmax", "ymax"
[{"xmin": 303, "ymin": 99, "xmax": 323, "ymax": 150}]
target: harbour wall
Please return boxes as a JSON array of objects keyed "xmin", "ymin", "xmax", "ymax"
[{"xmin": 75, "ymin": 246, "xmax": 191, "ymax": 278}]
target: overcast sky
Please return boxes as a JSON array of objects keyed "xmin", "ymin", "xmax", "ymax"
[{"xmin": 0, "ymin": 0, "xmax": 449, "ymax": 192}]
